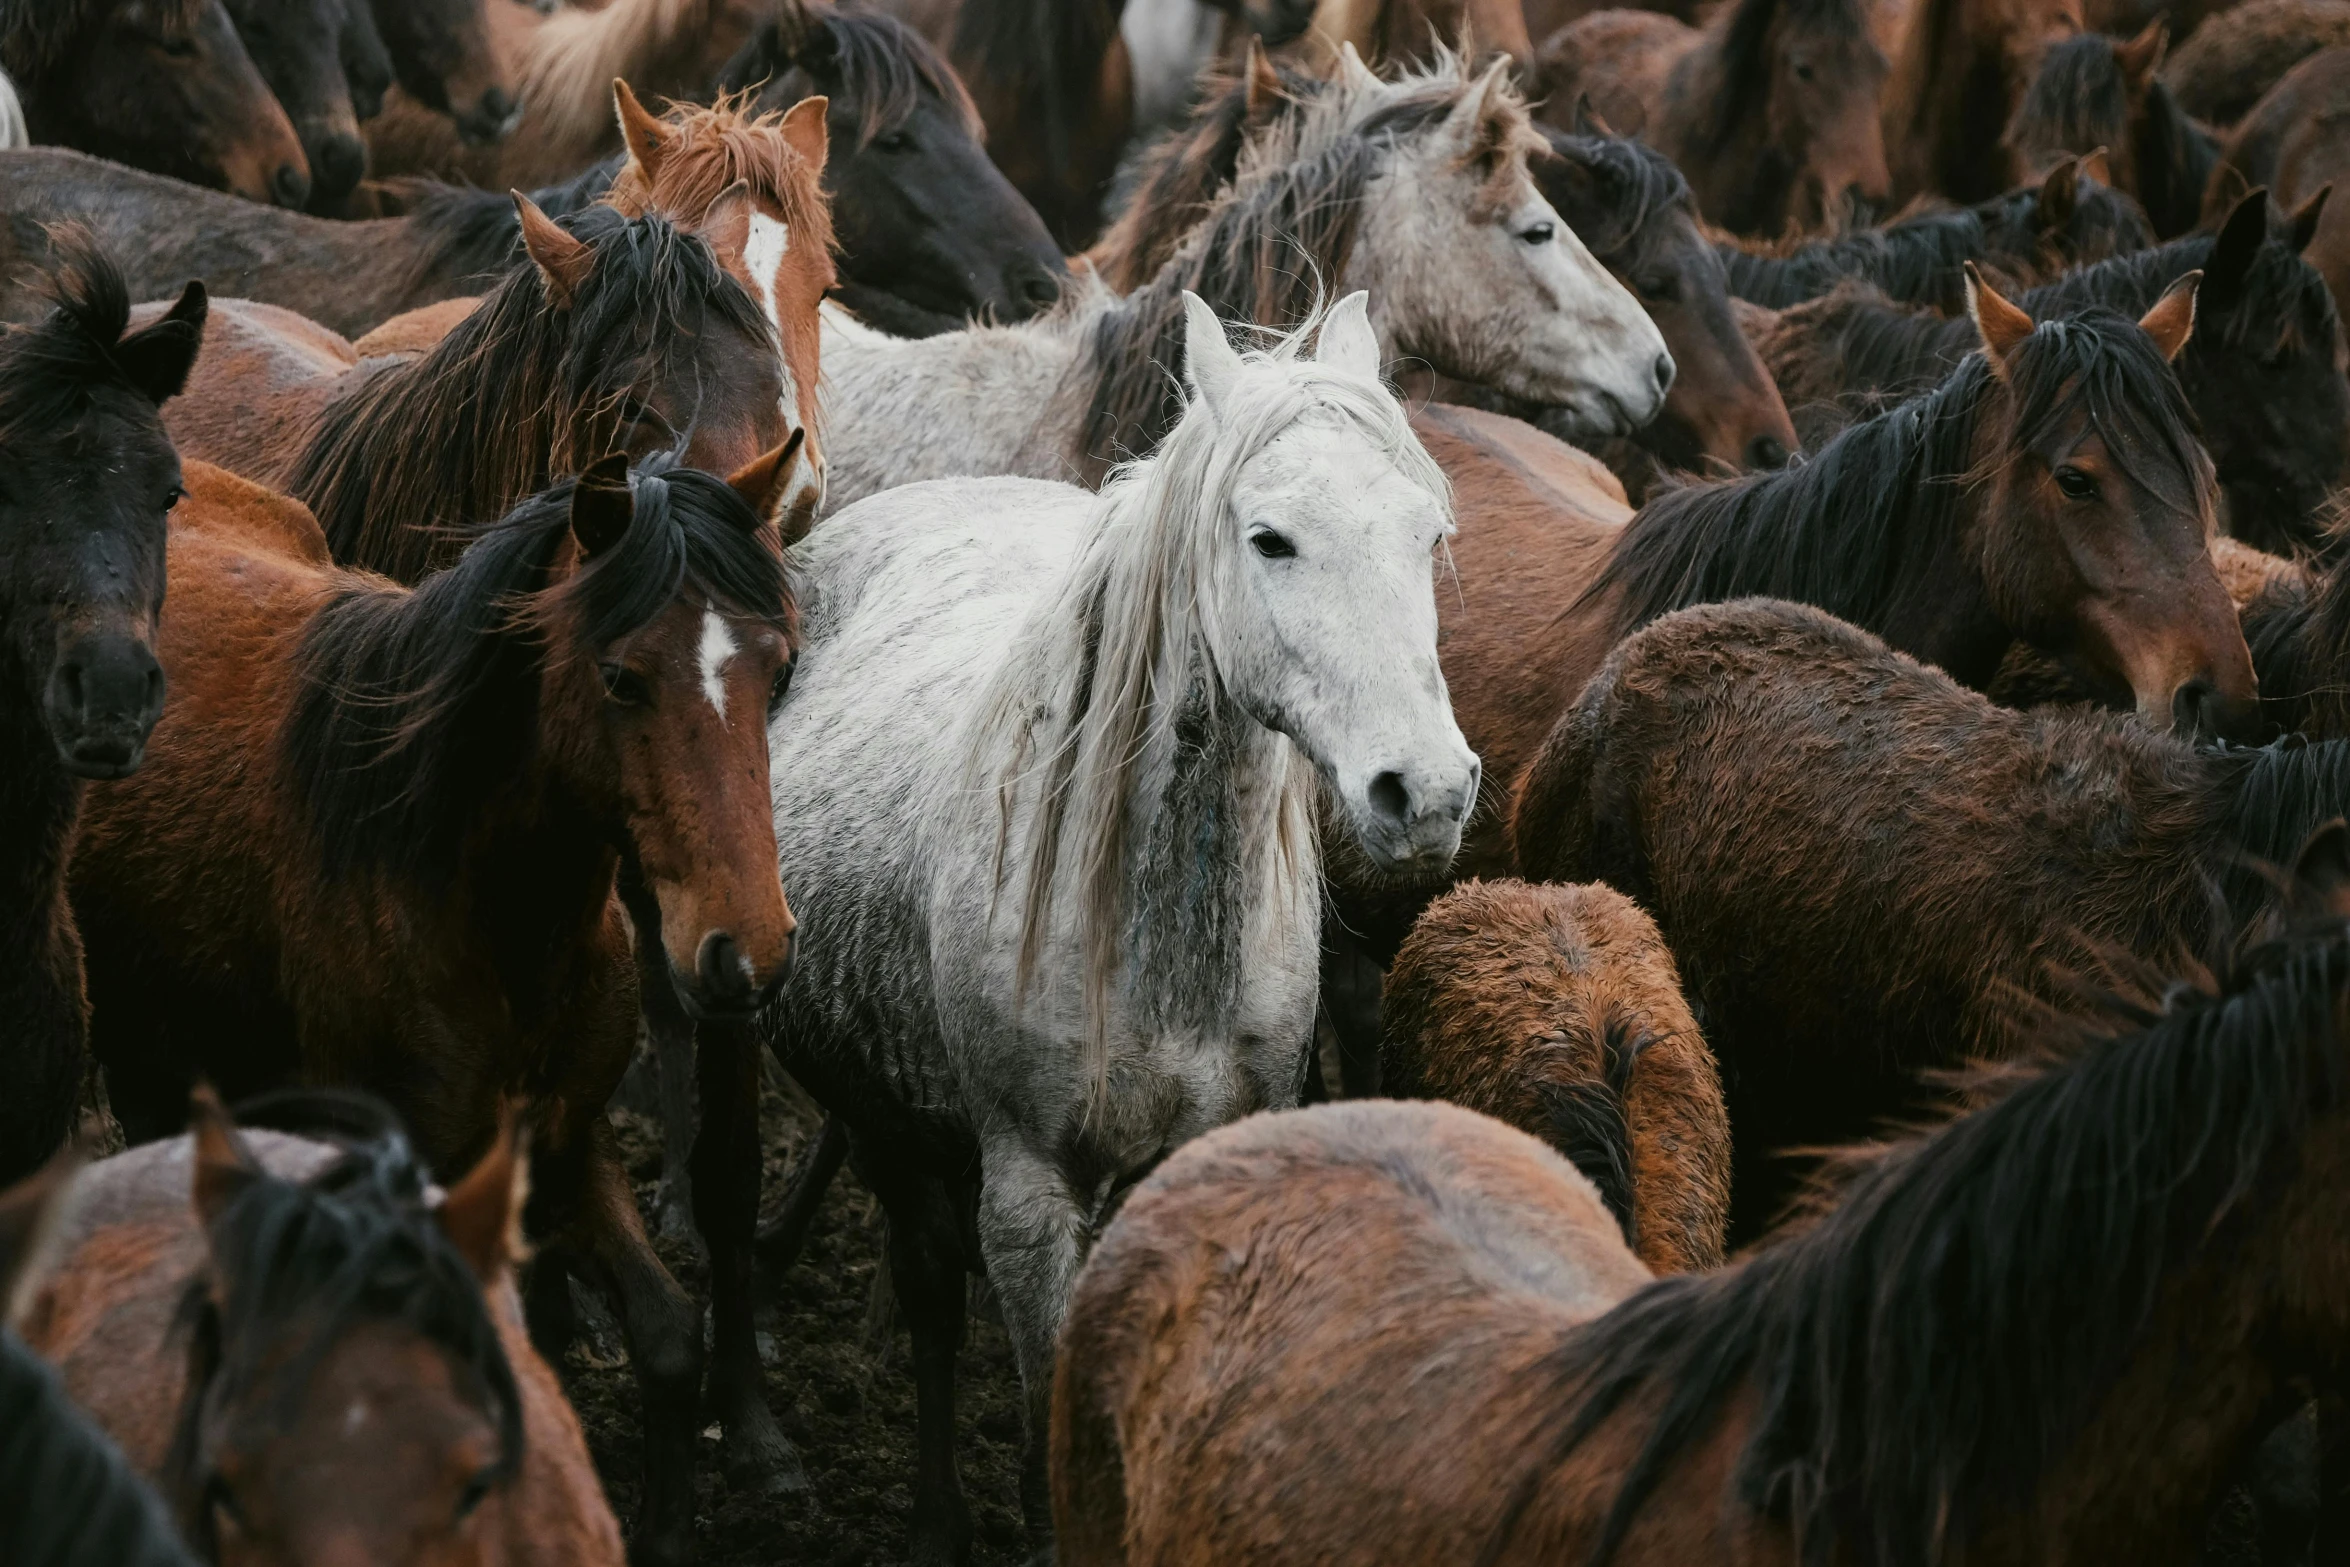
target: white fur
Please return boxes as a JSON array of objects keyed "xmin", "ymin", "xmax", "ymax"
[
  {"xmin": 696, "ymin": 610, "xmax": 737, "ymax": 722},
  {"xmin": 1122, "ymin": 0, "xmax": 1229, "ymax": 139},
  {"xmin": 744, "ymin": 211, "xmax": 790, "ymax": 334},
  {"xmin": 763, "ymin": 297, "xmax": 1476, "ymax": 1475},
  {"xmin": 0, "ymin": 70, "xmax": 24, "ymax": 151}
]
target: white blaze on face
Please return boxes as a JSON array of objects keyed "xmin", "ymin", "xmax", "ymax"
[
  {"xmin": 698, "ymin": 610, "xmax": 738, "ymax": 723},
  {"xmin": 744, "ymin": 211, "xmax": 789, "ymax": 336}
]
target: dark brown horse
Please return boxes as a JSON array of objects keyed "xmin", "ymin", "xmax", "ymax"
[
  {"xmin": 1512, "ymin": 596, "xmax": 2348, "ymax": 1232},
  {"xmin": 1533, "ymin": 0, "xmax": 1890, "ymax": 237},
  {"xmin": 1752, "ymin": 191, "xmax": 2348, "ymax": 553},
  {"xmin": 2004, "ymin": 23, "xmax": 2220, "ymax": 237},
  {"xmin": 2163, "ymin": 0, "xmax": 2350, "ymax": 128},
  {"xmin": 2214, "ymin": 48, "xmax": 2350, "ymax": 328},
  {"xmin": 224, "ymin": 0, "xmax": 371, "ymax": 209},
  {"xmin": 1052, "ymin": 857, "xmax": 2350, "ymax": 1564},
  {"xmin": 1718, "ymin": 153, "xmax": 2155, "ymax": 311},
  {"xmin": 366, "ymin": 0, "xmax": 517, "ymax": 148},
  {"xmin": 1882, "ymin": 0, "xmax": 2082, "ymax": 204},
  {"xmin": 0, "ymin": 236, "xmax": 204, "ymax": 1187},
  {"xmin": 0, "ymin": 0, "xmax": 309, "ymax": 206},
  {"xmin": 1382, "ymin": 877, "xmax": 1731, "ymax": 1273},
  {"xmin": 70, "ymin": 447, "xmax": 802, "ymax": 1567},
  {"xmin": 16, "ymin": 1093, "xmax": 625, "ymax": 1566}
]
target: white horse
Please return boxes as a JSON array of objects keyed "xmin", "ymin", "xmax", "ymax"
[
  {"xmin": 817, "ymin": 50, "xmax": 1672, "ymax": 510},
  {"xmin": 761, "ymin": 291, "xmax": 1476, "ymax": 1561}
]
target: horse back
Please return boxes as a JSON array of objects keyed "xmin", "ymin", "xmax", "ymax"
[{"xmin": 149, "ymin": 297, "xmax": 366, "ymax": 488}]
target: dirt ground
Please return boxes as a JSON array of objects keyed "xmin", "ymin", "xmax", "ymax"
[{"xmin": 581, "ymin": 1062, "xmax": 1036, "ymax": 1567}]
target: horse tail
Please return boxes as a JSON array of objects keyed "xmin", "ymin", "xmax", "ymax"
[{"xmin": 1535, "ymin": 1015, "xmax": 1647, "ymax": 1249}]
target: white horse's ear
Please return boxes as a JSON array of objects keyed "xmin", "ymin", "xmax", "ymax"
[
  {"xmin": 1317, "ymin": 292, "xmax": 1383, "ymax": 385},
  {"xmin": 1338, "ymin": 42, "xmax": 1380, "ymax": 92},
  {"xmin": 1182, "ymin": 291, "xmax": 1244, "ymax": 420}
]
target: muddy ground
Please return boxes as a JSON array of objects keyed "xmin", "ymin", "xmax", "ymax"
[{"xmin": 582, "ymin": 1062, "xmax": 1035, "ymax": 1567}]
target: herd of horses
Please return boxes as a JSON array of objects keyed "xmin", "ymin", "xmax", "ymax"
[{"xmin": 6, "ymin": 0, "xmax": 2350, "ymax": 1562}]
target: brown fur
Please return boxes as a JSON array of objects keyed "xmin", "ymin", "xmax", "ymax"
[
  {"xmin": 1883, "ymin": 0, "xmax": 2083, "ymax": 204},
  {"xmin": 2164, "ymin": 0, "xmax": 2350, "ymax": 127},
  {"xmin": 1382, "ymin": 878, "xmax": 1730, "ymax": 1272},
  {"xmin": 2212, "ymin": 48, "xmax": 2350, "ymax": 328},
  {"xmin": 1301, "ymin": 0, "xmax": 1535, "ymax": 73}
]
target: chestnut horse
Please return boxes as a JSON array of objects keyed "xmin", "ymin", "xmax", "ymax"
[
  {"xmin": 2214, "ymin": 48, "xmax": 2350, "ymax": 328},
  {"xmin": 68, "ymin": 449, "xmax": 802, "ymax": 1567},
  {"xmin": 1052, "ymin": 864, "xmax": 2350, "ymax": 1565},
  {"xmin": 1882, "ymin": 0, "xmax": 2082, "ymax": 205},
  {"xmin": 2004, "ymin": 24, "xmax": 2218, "ymax": 238},
  {"xmin": 1513, "ymin": 597, "xmax": 2347, "ymax": 1233},
  {"xmin": 0, "ymin": 237, "xmax": 204, "ymax": 1186},
  {"xmin": 1532, "ymin": 0, "xmax": 1891, "ymax": 238},
  {"xmin": 1381, "ymin": 878, "xmax": 1731, "ymax": 1273},
  {"xmin": 1752, "ymin": 191, "xmax": 2348, "ymax": 552},
  {"xmin": 0, "ymin": 0, "xmax": 308, "ymax": 206},
  {"xmin": 16, "ymin": 1093, "xmax": 623, "ymax": 1566},
  {"xmin": 165, "ymin": 192, "xmax": 792, "ymax": 584}
]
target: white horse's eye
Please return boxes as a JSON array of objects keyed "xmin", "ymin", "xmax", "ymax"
[
  {"xmin": 1250, "ymin": 529, "xmax": 1297, "ymax": 559},
  {"xmin": 1518, "ymin": 221, "xmax": 1556, "ymax": 245}
]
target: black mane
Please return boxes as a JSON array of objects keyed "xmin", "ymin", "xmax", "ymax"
[
  {"xmin": 951, "ymin": 0, "xmax": 1119, "ymax": 169},
  {"xmin": 1542, "ymin": 126, "xmax": 1693, "ymax": 276},
  {"xmin": 0, "ymin": 227, "xmax": 187, "ymax": 439},
  {"xmin": 281, "ymin": 456, "xmax": 789, "ymax": 890},
  {"xmin": 1490, "ymin": 896, "xmax": 2350, "ymax": 1567},
  {"xmin": 2004, "ymin": 32, "xmax": 2219, "ymax": 238},
  {"xmin": 722, "ymin": 2, "xmax": 980, "ymax": 147},
  {"xmin": 2, "ymin": 1331, "xmax": 196, "ymax": 1567},
  {"xmin": 404, "ymin": 158, "xmax": 618, "ymax": 292}
]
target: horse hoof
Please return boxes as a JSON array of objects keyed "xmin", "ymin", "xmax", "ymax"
[{"xmin": 721, "ymin": 1421, "xmax": 810, "ymax": 1498}]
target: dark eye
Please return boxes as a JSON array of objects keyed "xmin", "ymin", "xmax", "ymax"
[
  {"xmin": 1517, "ymin": 221, "xmax": 1555, "ymax": 245},
  {"xmin": 1250, "ymin": 529, "xmax": 1296, "ymax": 559},
  {"xmin": 2054, "ymin": 465, "xmax": 2099, "ymax": 501},
  {"xmin": 454, "ymin": 1468, "xmax": 497, "ymax": 1522},
  {"xmin": 163, "ymin": 484, "xmax": 186, "ymax": 511},
  {"xmin": 154, "ymin": 31, "xmax": 200, "ymax": 57},
  {"xmin": 1791, "ymin": 60, "xmax": 1815, "ymax": 81},
  {"xmin": 871, "ymin": 130, "xmax": 913, "ymax": 153},
  {"xmin": 1636, "ymin": 272, "xmax": 1682, "ymax": 303},
  {"xmin": 767, "ymin": 660, "xmax": 794, "ymax": 717},
  {"xmin": 208, "ymin": 1478, "xmax": 249, "ymax": 1534},
  {"xmin": 600, "ymin": 662, "xmax": 652, "ymax": 705}
]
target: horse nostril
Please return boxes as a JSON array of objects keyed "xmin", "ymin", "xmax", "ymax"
[
  {"xmin": 271, "ymin": 163, "xmax": 311, "ymax": 210},
  {"xmin": 1368, "ymin": 770, "xmax": 1413, "ymax": 827},
  {"xmin": 480, "ymin": 88, "xmax": 516, "ymax": 123},
  {"xmin": 1652, "ymin": 352, "xmax": 1677, "ymax": 398},
  {"xmin": 315, "ymin": 135, "xmax": 366, "ymax": 199},
  {"xmin": 2172, "ymin": 677, "xmax": 2217, "ymax": 738},
  {"xmin": 696, "ymin": 930, "xmax": 753, "ymax": 1001},
  {"xmin": 1749, "ymin": 434, "xmax": 1790, "ymax": 470}
]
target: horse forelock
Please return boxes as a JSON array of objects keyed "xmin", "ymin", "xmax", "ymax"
[
  {"xmin": 827, "ymin": 5, "xmax": 982, "ymax": 144},
  {"xmin": 1996, "ymin": 305, "xmax": 2213, "ymax": 517},
  {"xmin": 605, "ymin": 92, "xmax": 839, "ymax": 266},
  {"xmin": 0, "ymin": 227, "xmax": 143, "ymax": 443}
]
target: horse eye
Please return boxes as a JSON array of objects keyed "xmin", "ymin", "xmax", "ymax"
[
  {"xmin": 1518, "ymin": 221, "xmax": 1556, "ymax": 245},
  {"xmin": 872, "ymin": 131, "xmax": 914, "ymax": 153},
  {"xmin": 454, "ymin": 1468, "xmax": 497, "ymax": 1522},
  {"xmin": 1250, "ymin": 529, "xmax": 1297, "ymax": 560},
  {"xmin": 156, "ymin": 33, "xmax": 200, "ymax": 58},
  {"xmin": 768, "ymin": 661, "xmax": 794, "ymax": 717},
  {"xmin": 600, "ymin": 663, "xmax": 652, "ymax": 705},
  {"xmin": 1638, "ymin": 273, "xmax": 1682, "ymax": 303},
  {"xmin": 1790, "ymin": 59, "xmax": 1815, "ymax": 81},
  {"xmin": 163, "ymin": 485, "xmax": 186, "ymax": 511},
  {"xmin": 2054, "ymin": 466, "xmax": 2099, "ymax": 501},
  {"xmin": 208, "ymin": 1479, "xmax": 249, "ymax": 1534}
]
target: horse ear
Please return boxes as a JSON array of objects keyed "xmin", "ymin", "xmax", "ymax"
[
  {"xmin": 2037, "ymin": 156, "xmax": 2080, "ymax": 231},
  {"xmin": 2200, "ymin": 162, "xmax": 2252, "ymax": 229},
  {"xmin": 2137, "ymin": 269, "xmax": 2199, "ymax": 361},
  {"xmin": 1963, "ymin": 262, "xmax": 2034, "ymax": 376},
  {"xmin": 780, "ymin": 94, "xmax": 830, "ymax": 174},
  {"xmin": 0, "ymin": 1146, "xmax": 83, "ymax": 1329},
  {"xmin": 1316, "ymin": 291, "xmax": 1384, "ymax": 385},
  {"xmin": 1181, "ymin": 290, "xmax": 1244, "ymax": 422},
  {"xmin": 436, "ymin": 1113, "xmax": 530, "ymax": 1284},
  {"xmin": 514, "ymin": 193, "xmax": 596, "ymax": 308},
  {"xmin": 571, "ymin": 454, "xmax": 635, "ymax": 558},
  {"xmin": 1572, "ymin": 92, "xmax": 1616, "ymax": 140},
  {"xmin": 2078, "ymin": 145, "xmax": 2111, "ymax": 186},
  {"xmin": 2115, "ymin": 20, "xmax": 2167, "ymax": 93},
  {"xmin": 612, "ymin": 79, "xmax": 675, "ymax": 183},
  {"xmin": 190, "ymin": 1084, "xmax": 262, "ymax": 1236},
  {"xmin": 2203, "ymin": 189, "xmax": 2269, "ymax": 310},
  {"xmin": 697, "ymin": 179, "xmax": 756, "ymax": 273},
  {"xmin": 727, "ymin": 427, "xmax": 808, "ymax": 533},
  {"xmin": 2289, "ymin": 185, "xmax": 2332, "ymax": 254},
  {"xmin": 1243, "ymin": 36, "xmax": 1282, "ymax": 123},
  {"xmin": 2287, "ymin": 820, "xmax": 2350, "ymax": 919},
  {"xmin": 114, "ymin": 278, "xmax": 208, "ymax": 407},
  {"xmin": 1438, "ymin": 57, "xmax": 1516, "ymax": 169},
  {"xmin": 1338, "ymin": 41, "xmax": 1380, "ymax": 93}
]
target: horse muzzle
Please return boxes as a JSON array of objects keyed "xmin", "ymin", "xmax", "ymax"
[
  {"xmin": 672, "ymin": 924, "xmax": 796, "ymax": 1020},
  {"xmin": 45, "ymin": 633, "xmax": 166, "ymax": 779}
]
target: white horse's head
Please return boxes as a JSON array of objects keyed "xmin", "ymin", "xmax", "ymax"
[
  {"xmin": 1171, "ymin": 290, "xmax": 1478, "ymax": 871},
  {"xmin": 1345, "ymin": 56, "xmax": 1674, "ymax": 437}
]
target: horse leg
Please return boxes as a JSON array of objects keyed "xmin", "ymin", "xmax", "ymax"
[
  {"xmin": 974, "ymin": 1144, "xmax": 1087, "ymax": 1550},
  {"xmin": 619, "ymin": 865, "xmax": 698, "ymax": 1245},
  {"xmin": 755, "ymin": 1111, "xmax": 847, "ymax": 1291},
  {"xmin": 691, "ymin": 1016, "xmax": 807, "ymax": 1497},
  {"xmin": 571, "ymin": 1117, "xmax": 705, "ymax": 1567},
  {"xmin": 855, "ymin": 1143, "xmax": 974, "ymax": 1567}
]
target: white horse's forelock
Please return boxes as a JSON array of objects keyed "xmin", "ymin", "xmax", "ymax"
[{"xmin": 965, "ymin": 299, "xmax": 1445, "ymax": 1102}]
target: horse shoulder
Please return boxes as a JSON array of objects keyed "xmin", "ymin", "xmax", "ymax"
[
  {"xmin": 351, "ymin": 296, "xmax": 482, "ymax": 359},
  {"xmin": 175, "ymin": 461, "xmax": 334, "ymax": 565}
]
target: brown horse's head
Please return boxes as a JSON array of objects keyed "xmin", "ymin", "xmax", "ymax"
[
  {"xmin": 0, "ymin": 234, "xmax": 204, "ymax": 779},
  {"xmin": 373, "ymin": 0, "xmax": 519, "ymax": 145},
  {"xmin": 543, "ymin": 451, "xmax": 805, "ymax": 1018},
  {"xmin": 1964, "ymin": 262, "xmax": 2259, "ymax": 741},
  {"xmin": 224, "ymin": 0, "xmax": 370, "ymax": 208},
  {"xmin": 171, "ymin": 1092, "xmax": 610, "ymax": 1567},
  {"xmin": 10, "ymin": 0, "xmax": 310, "ymax": 206},
  {"xmin": 1755, "ymin": 0, "xmax": 1891, "ymax": 227}
]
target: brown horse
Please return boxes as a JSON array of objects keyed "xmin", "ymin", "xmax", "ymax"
[
  {"xmin": 1299, "ymin": 0, "xmax": 1534, "ymax": 74},
  {"xmin": 0, "ymin": 237, "xmax": 204, "ymax": 1188},
  {"xmin": 0, "ymin": 0, "xmax": 309, "ymax": 206},
  {"xmin": 1883, "ymin": 0, "xmax": 2082, "ymax": 204},
  {"xmin": 1051, "ymin": 858, "xmax": 2350, "ymax": 1564},
  {"xmin": 1511, "ymin": 596, "xmax": 2348, "ymax": 1233},
  {"xmin": 16, "ymin": 1092, "xmax": 624, "ymax": 1566},
  {"xmin": 1382, "ymin": 878, "xmax": 1731, "ymax": 1273},
  {"xmin": 2004, "ymin": 24, "xmax": 2219, "ymax": 237},
  {"xmin": 68, "ymin": 448, "xmax": 802, "ymax": 1567},
  {"xmin": 2163, "ymin": 0, "xmax": 2350, "ymax": 128},
  {"xmin": 366, "ymin": 0, "xmax": 520, "ymax": 150},
  {"xmin": 2214, "ymin": 49, "xmax": 2350, "ymax": 326},
  {"xmin": 1533, "ymin": 0, "xmax": 1891, "ymax": 238},
  {"xmin": 163, "ymin": 191, "xmax": 792, "ymax": 585},
  {"xmin": 224, "ymin": 0, "xmax": 372, "ymax": 210}
]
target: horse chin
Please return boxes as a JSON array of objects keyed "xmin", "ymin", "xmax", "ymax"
[{"xmin": 58, "ymin": 736, "xmax": 147, "ymax": 780}]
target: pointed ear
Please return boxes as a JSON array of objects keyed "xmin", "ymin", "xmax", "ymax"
[
  {"xmin": 2200, "ymin": 161, "xmax": 2251, "ymax": 229},
  {"xmin": 612, "ymin": 79, "xmax": 675, "ymax": 184},
  {"xmin": 2115, "ymin": 20, "xmax": 2167, "ymax": 93},
  {"xmin": 2203, "ymin": 188, "xmax": 2269, "ymax": 310},
  {"xmin": 515, "ymin": 193, "xmax": 596, "ymax": 308},
  {"xmin": 2290, "ymin": 184, "xmax": 2332, "ymax": 254},
  {"xmin": 2286, "ymin": 819, "xmax": 2350, "ymax": 920},
  {"xmin": 1243, "ymin": 36, "xmax": 1282, "ymax": 123},
  {"xmin": 190, "ymin": 1085, "xmax": 262, "ymax": 1236},
  {"xmin": 437, "ymin": 1115, "xmax": 530, "ymax": 1284},
  {"xmin": 697, "ymin": 179, "xmax": 756, "ymax": 273},
  {"xmin": 779, "ymin": 94, "xmax": 830, "ymax": 174},
  {"xmin": 727, "ymin": 427, "xmax": 806, "ymax": 530},
  {"xmin": 1572, "ymin": 91, "xmax": 1616, "ymax": 140},
  {"xmin": 114, "ymin": 279, "xmax": 207, "ymax": 406},
  {"xmin": 571, "ymin": 453, "xmax": 635, "ymax": 558},
  {"xmin": 1181, "ymin": 290, "xmax": 1244, "ymax": 422},
  {"xmin": 2078, "ymin": 144, "xmax": 2110, "ymax": 186},
  {"xmin": 1439, "ymin": 57, "xmax": 1516, "ymax": 167},
  {"xmin": 0, "ymin": 1146, "xmax": 83, "ymax": 1328},
  {"xmin": 2036, "ymin": 155, "xmax": 2080, "ymax": 231},
  {"xmin": 1338, "ymin": 41, "xmax": 1380, "ymax": 92},
  {"xmin": 1316, "ymin": 291, "xmax": 1383, "ymax": 385},
  {"xmin": 1963, "ymin": 261, "xmax": 2034, "ymax": 377},
  {"xmin": 2137, "ymin": 268, "xmax": 2199, "ymax": 361}
]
